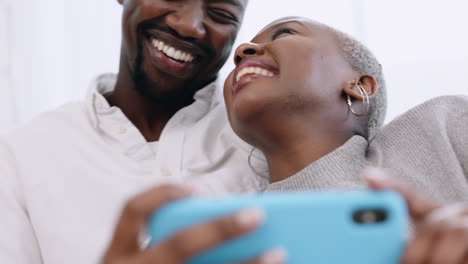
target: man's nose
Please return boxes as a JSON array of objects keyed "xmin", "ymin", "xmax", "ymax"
[{"xmin": 165, "ymin": 3, "xmax": 207, "ymax": 40}]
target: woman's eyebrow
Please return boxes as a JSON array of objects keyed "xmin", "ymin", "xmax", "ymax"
[{"xmin": 270, "ymin": 20, "xmax": 306, "ymax": 31}]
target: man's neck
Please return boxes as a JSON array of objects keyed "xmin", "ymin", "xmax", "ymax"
[{"xmin": 106, "ymin": 69, "xmax": 191, "ymax": 142}]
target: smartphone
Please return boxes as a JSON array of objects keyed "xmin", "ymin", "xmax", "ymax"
[{"xmin": 147, "ymin": 190, "xmax": 407, "ymax": 264}]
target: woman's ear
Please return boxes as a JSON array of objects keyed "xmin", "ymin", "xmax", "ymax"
[{"xmin": 343, "ymin": 75, "xmax": 379, "ymax": 101}]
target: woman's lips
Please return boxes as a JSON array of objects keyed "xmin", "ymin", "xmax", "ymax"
[
  {"xmin": 232, "ymin": 60, "xmax": 279, "ymax": 94},
  {"xmin": 232, "ymin": 74, "xmax": 274, "ymax": 94}
]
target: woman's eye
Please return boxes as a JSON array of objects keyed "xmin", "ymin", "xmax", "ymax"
[
  {"xmin": 272, "ymin": 27, "xmax": 296, "ymax": 40},
  {"xmin": 209, "ymin": 8, "xmax": 238, "ymax": 24}
]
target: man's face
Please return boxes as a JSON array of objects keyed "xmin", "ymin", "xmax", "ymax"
[{"xmin": 119, "ymin": 0, "xmax": 247, "ymax": 102}]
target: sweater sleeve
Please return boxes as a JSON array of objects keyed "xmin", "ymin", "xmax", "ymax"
[
  {"xmin": 446, "ymin": 95, "xmax": 468, "ymax": 178},
  {"xmin": 0, "ymin": 140, "xmax": 43, "ymax": 263}
]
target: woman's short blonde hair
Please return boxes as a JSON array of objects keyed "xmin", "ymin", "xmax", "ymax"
[{"xmin": 326, "ymin": 25, "xmax": 387, "ymax": 140}]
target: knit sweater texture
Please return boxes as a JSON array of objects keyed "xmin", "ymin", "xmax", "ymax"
[{"xmin": 266, "ymin": 96, "xmax": 468, "ymax": 204}]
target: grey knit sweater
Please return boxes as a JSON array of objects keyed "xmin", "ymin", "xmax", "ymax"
[{"xmin": 266, "ymin": 96, "xmax": 468, "ymax": 204}]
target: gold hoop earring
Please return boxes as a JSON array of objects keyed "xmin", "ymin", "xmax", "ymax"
[{"xmin": 347, "ymin": 84, "xmax": 370, "ymax": 116}]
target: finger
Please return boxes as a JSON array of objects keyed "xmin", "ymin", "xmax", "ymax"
[
  {"xmin": 463, "ymin": 253, "xmax": 468, "ymax": 264},
  {"xmin": 428, "ymin": 221, "xmax": 468, "ymax": 264},
  {"xmin": 239, "ymin": 247, "xmax": 288, "ymax": 264},
  {"xmin": 401, "ymin": 224, "xmax": 439, "ymax": 264},
  {"xmin": 149, "ymin": 208, "xmax": 265, "ymax": 263},
  {"xmin": 364, "ymin": 168, "xmax": 438, "ymax": 220},
  {"xmin": 428, "ymin": 204, "xmax": 468, "ymax": 223},
  {"xmin": 107, "ymin": 184, "xmax": 195, "ymax": 255}
]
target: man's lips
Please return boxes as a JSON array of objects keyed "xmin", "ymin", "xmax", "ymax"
[
  {"xmin": 145, "ymin": 29, "xmax": 205, "ymax": 60},
  {"xmin": 151, "ymin": 39, "xmax": 195, "ymax": 63},
  {"xmin": 232, "ymin": 59, "xmax": 279, "ymax": 94},
  {"xmin": 143, "ymin": 30, "xmax": 206, "ymax": 76}
]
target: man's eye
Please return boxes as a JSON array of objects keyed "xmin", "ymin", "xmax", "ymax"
[
  {"xmin": 272, "ymin": 27, "xmax": 296, "ymax": 40},
  {"xmin": 209, "ymin": 8, "xmax": 238, "ymax": 24}
]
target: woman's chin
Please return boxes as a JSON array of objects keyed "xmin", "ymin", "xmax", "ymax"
[{"xmin": 230, "ymin": 113, "xmax": 271, "ymax": 148}]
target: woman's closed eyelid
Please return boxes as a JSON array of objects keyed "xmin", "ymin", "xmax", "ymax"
[{"xmin": 271, "ymin": 27, "xmax": 297, "ymax": 40}]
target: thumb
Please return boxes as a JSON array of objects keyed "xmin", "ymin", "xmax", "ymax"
[{"xmin": 364, "ymin": 168, "xmax": 439, "ymax": 221}]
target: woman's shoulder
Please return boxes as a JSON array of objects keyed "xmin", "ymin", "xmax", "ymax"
[
  {"xmin": 372, "ymin": 95, "xmax": 468, "ymax": 145},
  {"xmin": 416, "ymin": 95, "xmax": 468, "ymax": 110},
  {"xmin": 398, "ymin": 95, "xmax": 468, "ymax": 119}
]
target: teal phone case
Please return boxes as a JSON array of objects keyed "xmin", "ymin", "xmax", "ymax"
[{"xmin": 148, "ymin": 190, "xmax": 407, "ymax": 264}]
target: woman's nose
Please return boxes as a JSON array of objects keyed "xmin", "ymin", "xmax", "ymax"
[{"xmin": 234, "ymin": 43, "xmax": 265, "ymax": 65}]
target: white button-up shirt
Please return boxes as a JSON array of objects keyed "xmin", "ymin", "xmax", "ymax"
[{"xmin": 0, "ymin": 74, "xmax": 268, "ymax": 264}]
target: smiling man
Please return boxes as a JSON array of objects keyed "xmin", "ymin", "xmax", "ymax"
[{"xmin": 0, "ymin": 1, "xmax": 280, "ymax": 263}]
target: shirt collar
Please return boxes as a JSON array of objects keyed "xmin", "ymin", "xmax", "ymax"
[
  {"xmin": 86, "ymin": 73, "xmax": 219, "ymax": 128},
  {"xmin": 85, "ymin": 73, "xmax": 220, "ymax": 161}
]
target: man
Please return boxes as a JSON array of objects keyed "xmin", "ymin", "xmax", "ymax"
[{"xmin": 0, "ymin": 0, "xmax": 282, "ymax": 263}]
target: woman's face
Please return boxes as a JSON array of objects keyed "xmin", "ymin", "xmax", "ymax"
[{"xmin": 224, "ymin": 17, "xmax": 356, "ymax": 146}]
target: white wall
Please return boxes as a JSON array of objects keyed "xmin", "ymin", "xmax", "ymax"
[
  {"xmin": 0, "ymin": 0, "xmax": 121, "ymax": 133},
  {"xmin": 0, "ymin": 0, "xmax": 15, "ymax": 134},
  {"xmin": 363, "ymin": 1, "xmax": 468, "ymax": 120},
  {"xmin": 1, "ymin": 0, "xmax": 467, "ymax": 133}
]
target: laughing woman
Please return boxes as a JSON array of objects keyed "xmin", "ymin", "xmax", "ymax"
[{"xmin": 224, "ymin": 17, "xmax": 468, "ymax": 263}]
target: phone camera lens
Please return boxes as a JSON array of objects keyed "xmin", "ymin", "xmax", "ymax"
[{"xmin": 353, "ymin": 209, "xmax": 388, "ymax": 224}]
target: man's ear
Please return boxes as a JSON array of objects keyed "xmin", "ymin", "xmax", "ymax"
[
  {"xmin": 117, "ymin": 0, "xmax": 124, "ymax": 5},
  {"xmin": 343, "ymin": 75, "xmax": 379, "ymax": 101}
]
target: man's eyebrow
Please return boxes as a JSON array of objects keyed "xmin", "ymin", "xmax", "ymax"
[{"xmin": 211, "ymin": 0, "xmax": 243, "ymax": 9}]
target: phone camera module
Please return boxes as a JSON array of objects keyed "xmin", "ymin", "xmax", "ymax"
[{"xmin": 353, "ymin": 209, "xmax": 388, "ymax": 224}]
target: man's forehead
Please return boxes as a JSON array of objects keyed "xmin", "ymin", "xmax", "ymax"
[{"xmin": 209, "ymin": 0, "xmax": 248, "ymax": 9}]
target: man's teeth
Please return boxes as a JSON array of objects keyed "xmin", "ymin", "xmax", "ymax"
[
  {"xmin": 236, "ymin": 67, "xmax": 275, "ymax": 82},
  {"xmin": 151, "ymin": 39, "xmax": 194, "ymax": 63}
]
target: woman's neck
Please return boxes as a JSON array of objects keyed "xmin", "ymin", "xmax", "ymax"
[{"xmin": 261, "ymin": 128, "xmax": 353, "ymax": 183}]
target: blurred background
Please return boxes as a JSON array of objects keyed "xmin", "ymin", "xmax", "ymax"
[{"xmin": 1, "ymin": 0, "xmax": 467, "ymax": 134}]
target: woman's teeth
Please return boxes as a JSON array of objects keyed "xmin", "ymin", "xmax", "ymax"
[
  {"xmin": 236, "ymin": 67, "xmax": 275, "ymax": 82},
  {"xmin": 151, "ymin": 38, "xmax": 195, "ymax": 63}
]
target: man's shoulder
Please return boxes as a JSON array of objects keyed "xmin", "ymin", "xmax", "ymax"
[{"xmin": 2, "ymin": 101, "xmax": 91, "ymax": 147}]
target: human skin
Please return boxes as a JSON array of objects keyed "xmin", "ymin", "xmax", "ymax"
[
  {"xmin": 366, "ymin": 170, "xmax": 468, "ymax": 264},
  {"xmin": 224, "ymin": 17, "xmax": 378, "ymax": 183},
  {"xmin": 107, "ymin": 0, "xmax": 248, "ymax": 142},
  {"xmin": 101, "ymin": 1, "xmax": 285, "ymax": 263},
  {"xmin": 102, "ymin": 184, "xmax": 286, "ymax": 264},
  {"xmin": 225, "ymin": 16, "xmax": 468, "ymax": 263}
]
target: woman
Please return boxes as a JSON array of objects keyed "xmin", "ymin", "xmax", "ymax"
[{"xmin": 224, "ymin": 17, "xmax": 468, "ymax": 263}]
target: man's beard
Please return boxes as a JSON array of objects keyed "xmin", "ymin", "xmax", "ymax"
[{"xmin": 130, "ymin": 41, "xmax": 197, "ymax": 107}]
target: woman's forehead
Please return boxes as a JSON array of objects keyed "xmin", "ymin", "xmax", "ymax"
[{"xmin": 253, "ymin": 16, "xmax": 326, "ymax": 40}]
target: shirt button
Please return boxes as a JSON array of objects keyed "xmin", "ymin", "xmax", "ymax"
[
  {"xmin": 117, "ymin": 127, "xmax": 127, "ymax": 134},
  {"xmin": 161, "ymin": 168, "xmax": 172, "ymax": 177},
  {"xmin": 94, "ymin": 98, "xmax": 103, "ymax": 108}
]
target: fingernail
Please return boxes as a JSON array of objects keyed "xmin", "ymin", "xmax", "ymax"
[
  {"xmin": 180, "ymin": 182, "xmax": 197, "ymax": 194},
  {"xmin": 259, "ymin": 247, "xmax": 288, "ymax": 264},
  {"xmin": 236, "ymin": 208, "xmax": 265, "ymax": 227},
  {"xmin": 364, "ymin": 167, "xmax": 388, "ymax": 181}
]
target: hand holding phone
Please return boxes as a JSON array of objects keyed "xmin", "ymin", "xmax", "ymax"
[
  {"xmin": 148, "ymin": 190, "xmax": 407, "ymax": 264},
  {"xmin": 102, "ymin": 184, "xmax": 282, "ymax": 264}
]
